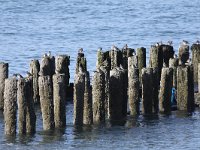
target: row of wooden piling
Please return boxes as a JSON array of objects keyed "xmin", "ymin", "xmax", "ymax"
[{"xmin": 1, "ymin": 41, "xmax": 200, "ymax": 135}]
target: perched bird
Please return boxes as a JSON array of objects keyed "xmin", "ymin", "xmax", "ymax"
[
  {"xmin": 43, "ymin": 53, "xmax": 47, "ymax": 57},
  {"xmin": 111, "ymin": 45, "xmax": 119, "ymax": 51},
  {"xmin": 122, "ymin": 44, "xmax": 128, "ymax": 50},
  {"xmin": 13, "ymin": 74, "xmax": 18, "ymax": 77},
  {"xmin": 97, "ymin": 47, "xmax": 102, "ymax": 52},
  {"xmin": 155, "ymin": 42, "xmax": 160, "ymax": 47},
  {"xmin": 195, "ymin": 40, "xmax": 200, "ymax": 45},
  {"xmin": 26, "ymin": 71, "xmax": 32, "ymax": 77},
  {"xmin": 173, "ymin": 54, "xmax": 178, "ymax": 59},
  {"xmin": 167, "ymin": 41, "xmax": 173, "ymax": 46},
  {"xmin": 78, "ymin": 48, "xmax": 83, "ymax": 53},
  {"xmin": 47, "ymin": 51, "xmax": 51, "ymax": 57},
  {"xmin": 17, "ymin": 73, "xmax": 23, "ymax": 79},
  {"xmin": 182, "ymin": 40, "xmax": 189, "ymax": 45}
]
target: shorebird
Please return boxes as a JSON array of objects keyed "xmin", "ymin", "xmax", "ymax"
[
  {"xmin": 111, "ymin": 45, "xmax": 119, "ymax": 51},
  {"xmin": 97, "ymin": 47, "xmax": 102, "ymax": 52},
  {"xmin": 26, "ymin": 71, "xmax": 32, "ymax": 77},
  {"xmin": 182, "ymin": 40, "xmax": 189, "ymax": 45},
  {"xmin": 43, "ymin": 53, "xmax": 47, "ymax": 57},
  {"xmin": 122, "ymin": 44, "xmax": 128, "ymax": 50},
  {"xmin": 13, "ymin": 74, "xmax": 18, "ymax": 77},
  {"xmin": 173, "ymin": 54, "xmax": 178, "ymax": 58},
  {"xmin": 155, "ymin": 42, "xmax": 160, "ymax": 47},
  {"xmin": 47, "ymin": 51, "xmax": 51, "ymax": 57},
  {"xmin": 17, "ymin": 73, "xmax": 23, "ymax": 79},
  {"xmin": 167, "ymin": 41, "xmax": 173, "ymax": 46},
  {"xmin": 78, "ymin": 48, "xmax": 83, "ymax": 53},
  {"xmin": 196, "ymin": 40, "xmax": 200, "ymax": 45}
]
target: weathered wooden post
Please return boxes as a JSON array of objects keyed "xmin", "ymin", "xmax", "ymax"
[
  {"xmin": 83, "ymin": 71, "xmax": 93, "ymax": 125},
  {"xmin": 109, "ymin": 67, "xmax": 126, "ymax": 122},
  {"xmin": 25, "ymin": 77, "xmax": 36, "ymax": 134},
  {"xmin": 53, "ymin": 74, "xmax": 67, "ymax": 128},
  {"xmin": 0, "ymin": 62, "xmax": 9, "ymax": 109},
  {"xmin": 4, "ymin": 77, "xmax": 17, "ymax": 135},
  {"xmin": 39, "ymin": 76, "xmax": 54, "ymax": 130},
  {"xmin": 136, "ymin": 47, "xmax": 146, "ymax": 83},
  {"xmin": 76, "ymin": 52, "xmax": 87, "ymax": 74},
  {"xmin": 169, "ymin": 57, "xmax": 179, "ymax": 88},
  {"xmin": 198, "ymin": 63, "xmax": 200, "ymax": 93},
  {"xmin": 30, "ymin": 59, "xmax": 40, "ymax": 104},
  {"xmin": 149, "ymin": 45, "xmax": 163, "ymax": 80},
  {"xmin": 128, "ymin": 57, "xmax": 139, "ymax": 115},
  {"xmin": 159, "ymin": 68, "xmax": 173, "ymax": 114},
  {"xmin": 178, "ymin": 43, "xmax": 189, "ymax": 66},
  {"xmin": 17, "ymin": 78, "xmax": 27, "ymax": 134},
  {"xmin": 122, "ymin": 45, "xmax": 135, "ymax": 69},
  {"xmin": 92, "ymin": 69, "xmax": 105, "ymax": 124},
  {"xmin": 191, "ymin": 43, "xmax": 200, "ymax": 84},
  {"xmin": 73, "ymin": 72, "xmax": 85, "ymax": 126},
  {"xmin": 110, "ymin": 49, "xmax": 123, "ymax": 69},
  {"xmin": 152, "ymin": 67, "xmax": 159, "ymax": 114},
  {"xmin": 55, "ymin": 55, "xmax": 70, "ymax": 85},
  {"xmin": 177, "ymin": 65, "xmax": 194, "ymax": 112},
  {"xmin": 162, "ymin": 44, "xmax": 174, "ymax": 67},
  {"xmin": 40, "ymin": 55, "xmax": 55, "ymax": 76},
  {"xmin": 141, "ymin": 68, "xmax": 153, "ymax": 114}
]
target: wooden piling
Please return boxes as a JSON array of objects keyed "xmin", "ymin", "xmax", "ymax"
[
  {"xmin": 110, "ymin": 50, "xmax": 123, "ymax": 69},
  {"xmin": 40, "ymin": 56, "xmax": 55, "ymax": 76},
  {"xmin": 178, "ymin": 44, "xmax": 189, "ymax": 65},
  {"xmin": 55, "ymin": 55, "xmax": 70, "ymax": 85},
  {"xmin": 53, "ymin": 74, "xmax": 67, "ymax": 128},
  {"xmin": 149, "ymin": 45, "xmax": 163, "ymax": 80},
  {"xmin": 169, "ymin": 58, "xmax": 179, "ymax": 88},
  {"xmin": 30, "ymin": 59, "xmax": 40, "ymax": 104},
  {"xmin": 17, "ymin": 78, "xmax": 27, "ymax": 134},
  {"xmin": 83, "ymin": 71, "xmax": 93, "ymax": 125},
  {"xmin": 191, "ymin": 44, "xmax": 200, "ymax": 84},
  {"xmin": 152, "ymin": 67, "xmax": 159, "ymax": 114},
  {"xmin": 128, "ymin": 58, "xmax": 139, "ymax": 115},
  {"xmin": 109, "ymin": 67, "xmax": 125, "ymax": 121},
  {"xmin": 4, "ymin": 77, "xmax": 17, "ymax": 135},
  {"xmin": 0, "ymin": 62, "xmax": 8, "ymax": 109},
  {"xmin": 25, "ymin": 77, "xmax": 36, "ymax": 134},
  {"xmin": 162, "ymin": 45, "xmax": 174, "ymax": 67},
  {"xmin": 159, "ymin": 68, "xmax": 173, "ymax": 114},
  {"xmin": 76, "ymin": 53, "xmax": 87, "ymax": 74},
  {"xmin": 92, "ymin": 69, "xmax": 105, "ymax": 124},
  {"xmin": 177, "ymin": 66, "xmax": 194, "ymax": 112},
  {"xmin": 38, "ymin": 76, "xmax": 54, "ymax": 130},
  {"xmin": 73, "ymin": 72, "xmax": 85, "ymax": 126},
  {"xmin": 136, "ymin": 47, "xmax": 146, "ymax": 83},
  {"xmin": 141, "ymin": 68, "xmax": 153, "ymax": 114}
]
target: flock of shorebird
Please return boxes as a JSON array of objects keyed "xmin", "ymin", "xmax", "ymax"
[{"xmin": 12, "ymin": 40, "xmax": 200, "ymax": 79}]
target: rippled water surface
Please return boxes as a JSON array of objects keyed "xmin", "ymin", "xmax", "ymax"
[{"xmin": 1, "ymin": 0, "xmax": 200, "ymax": 149}]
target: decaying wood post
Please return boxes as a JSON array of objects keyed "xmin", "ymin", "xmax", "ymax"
[
  {"xmin": 39, "ymin": 76, "xmax": 54, "ymax": 130},
  {"xmin": 110, "ymin": 49, "xmax": 123, "ymax": 69},
  {"xmin": 177, "ymin": 65, "xmax": 194, "ymax": 112},
  {"xmin": 152, "ymin": 67, "xmax": 159, "ymax": 114},
  {"xmin": 159, "ymin": 68, "xmax": 173, "ymax": 114},
  {"xmin": 0, "ymin": 62, "xmax": 8, "ymax": 109},
  {"xmin": 169, "ymin": 57, "xmax": 179, "ymax": 88},
  {"xmin": 76, "ymin": 52, "xmax": 87, "ymax": 74},
  {"xmin": 136, "ymin": 47, "xmax": 146, "ymax": 84},
  {"xmin": 4, "ymin": 77, "xmax": 17, "ymax": 135},
  {"xmin": 73, "ymin": 72, "xmax": 85, "ymax": 126},
  {"xmin": 191, "ymin": 43, "xmax": 200, "ymax": 84},
  {"xmin": 162, "ymin": 44, "xmax": 174, "ymax": 67},
  {"xmin": 141, "ymin": 68, "xmax": 153, "ymax": 114},
  {"xmin": 40, "ymin": 56, "xmax": 55, "ymax": 76},
  {"xmin": 92, "ymin": 69, "xmax": 105, "ymax": 124},
  {"xmin": 83, "ymin": 71, "xmax": 93, "ymax": 125},
  {"xmin": 178, "ymin": 44, "xmax": 189, "ymax": 66},
  {"xmin": 30, "ymin": 59, "xmax": 40, "ymax": 104},
  {"xmin": 128, "ymin": 57, "xmax": 139, "ymax": 115},
  {"xmin": 149, "ymin": 45, "xmax": 163, "ymax": 80},
  {"xmin": 53, "ymin": 74, "xmax": 67, "ymax": 128},
  {"xmin": 109, "ymin": 67, "xmax": 126, "ymax": 122}
]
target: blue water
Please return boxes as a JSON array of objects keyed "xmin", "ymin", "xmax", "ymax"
[{"xmin": 1, "ymin": 0, "xmax": 200, "ymax": 149}]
